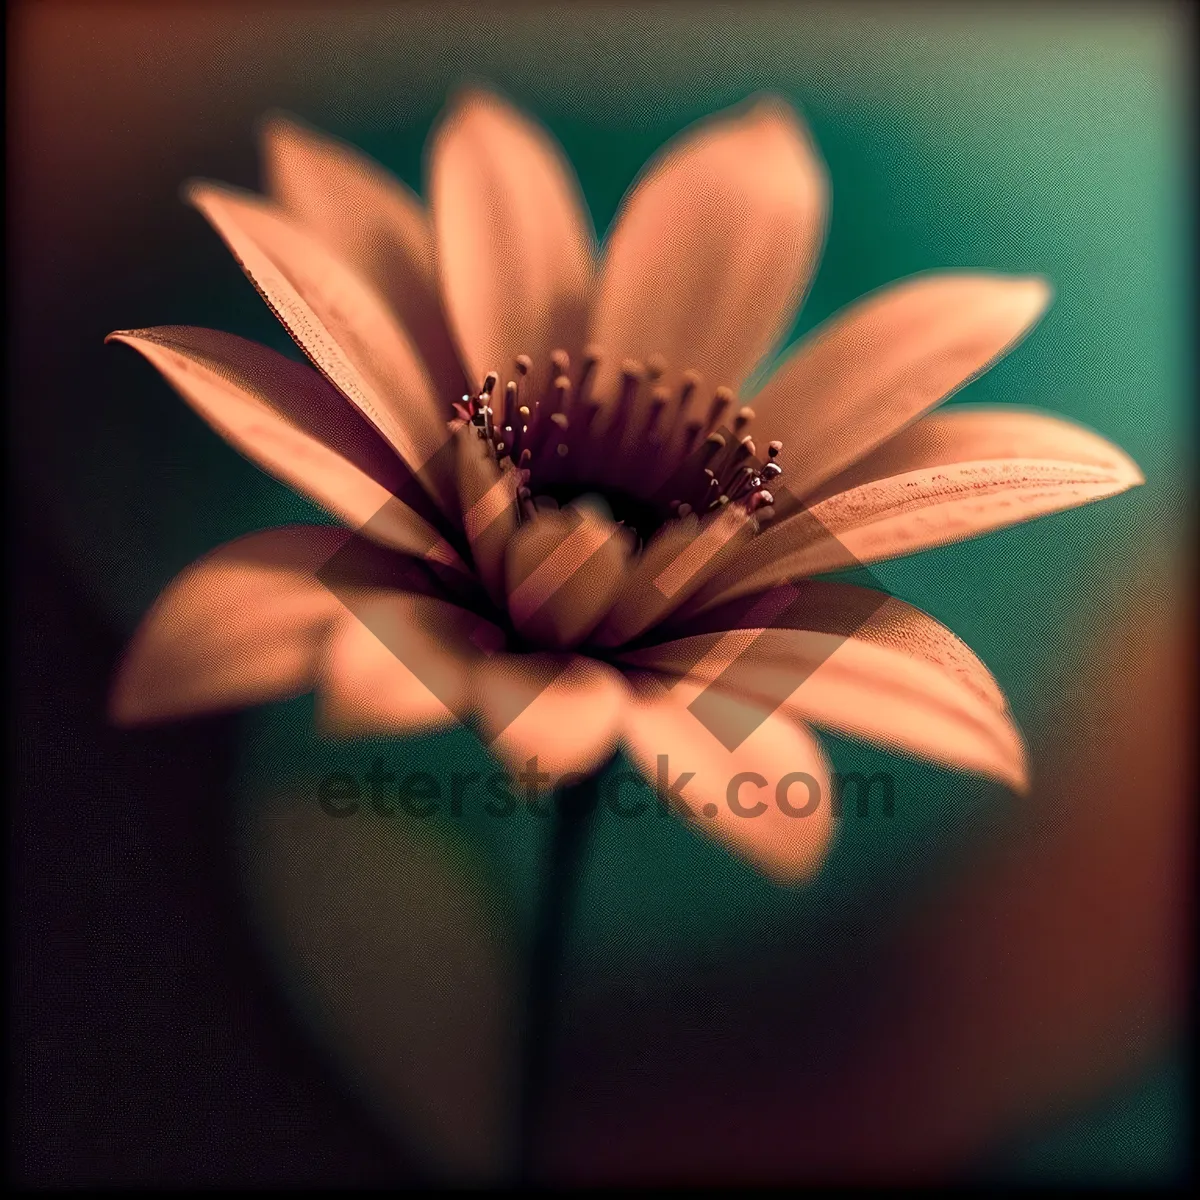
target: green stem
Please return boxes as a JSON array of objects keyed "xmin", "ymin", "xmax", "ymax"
[{"xmin": 515, "ymin": 766, "xmax": 603, "ymax": 1182}]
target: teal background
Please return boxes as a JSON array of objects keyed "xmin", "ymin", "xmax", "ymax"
[{"xmin": 12, "ymin": 1, "xmax": 1191, "ymax": 1184}]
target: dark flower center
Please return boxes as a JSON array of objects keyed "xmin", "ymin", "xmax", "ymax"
[{"xmin": 451, "ymin": 348, "xmax": 784, "ymax": 543}]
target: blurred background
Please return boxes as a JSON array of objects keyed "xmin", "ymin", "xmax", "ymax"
[{"xmin": 10, "ymin": 0, "xmax": 1193, "ymax": 1185}]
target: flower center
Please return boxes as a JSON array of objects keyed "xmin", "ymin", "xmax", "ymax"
[{"xmin": 451, "ymin": 348, "xmax": 784, "ymax": 542}]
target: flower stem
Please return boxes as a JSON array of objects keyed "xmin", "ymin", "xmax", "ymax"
[{"xmin": 515, "ymin": 765, "xmax": 604, "ymax": 1182}]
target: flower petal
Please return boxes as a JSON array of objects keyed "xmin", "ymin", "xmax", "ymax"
[
  {"xmin": 590, "ymin": 506, "xmax": 753, "ymax": 648},
  {"xmin": 318, "ymin": 590, "xmax": 505, "ymax": 738},
  {"xmin": 429, "ymin": 88, "xmax": 594, "ymax": 395},
  {"xmin": 110, "ymin": 526, "xmax": 398, "ymax": 725},
  {"xmin": 807, "ymin": 403, "xmax": 1147, "ymax": 501},
  {"xmin": 261, "ymin": 113, "xmax": 469, "ymax": 405},
  {"xmin": 454, "ymin": 423, "xmax": 519, "ymax": 609},
  {"xmin": 504, "ymin": 503, "xmax": 633, "ymax": 649},
  {"xmin": 621, "ymin": 673, "xmax": 834, "ymax": 882},
  {"xmin": 107, "ymin": 326, "xmax": 465, "ymax": 568},
  {"xmin": 588, "ymin": 97, "xmax": 827, "ymax": 416},
  {"xmin": 685, "ymin": 406, "xmax": 1144, "ymax": 611},
  {"xmin": 750, "ymin": 272, "xmax": 1052, "ymax": 497},
  {"xmin": 628, "ymin": 581, "xmax": 1027, "ymax": 791},
  {"xmin": 477, "ymin": 654, "xmax": 627, "ymax": 779},
  {"xmin": 187, "ymin": 182, "xmax": 455, "ymax": 510}
]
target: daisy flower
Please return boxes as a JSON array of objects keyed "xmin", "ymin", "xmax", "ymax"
[{"xmin": 108, "ymin": 89, "xmax": 1141, "ymax": 880}]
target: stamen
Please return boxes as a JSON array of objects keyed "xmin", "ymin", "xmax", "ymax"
[
  {"xmin": 705, "ymin": 386, "xmax": 734, "ymax": 434},
  {"xmin": 651, "ymin": 368, "xmax": 700, "ymax": 485},
  {"xmin": 626, "ymin": 384, "xmax": 670, "ymax": 486},
  {"xmin": 449, "ymin": 354, "xmax": 787, "ymax": 531},
  {"xmin": 733, "ymin": 405, "xmax": 755, "ymax": 435},
  {"xmin": 525, "ymin": 372, "xmax": 571, "ymax": 467},
  {"xmin": 680, "ymin": 419, "xmax": 704, "ymax": 455},
  {"xmin": 617, "ymin": 359, "xmax": 643, "ymax": 418},
  {"xmin": 606, "ymin": 360, "xmax": 644, "ymax": 485},
  {"xmin": 644, "ymin": 386, "xmax": 669, "ymax": 441},
  {"xmin": 701, "ymin": 432, "xmax": 726, "ymax": 465},
  {"xmin": 677, "ymin": 369, "xmax": 700, "ymax": 422},
  {"xmin": 579, "ymin": 345, "xmax": 601, "ymax": 393},
  {"xmin": 727, "ymin": 464, "xmax": 761, "ymax": 501},
  {"xmin": 573, "ymin": 345, "xmax": 601, "ymax": 432}
]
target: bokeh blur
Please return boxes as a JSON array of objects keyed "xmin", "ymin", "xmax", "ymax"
[{"xmin": 11, "ymin": 1, "xmax": 1193, "ymax": 1185}]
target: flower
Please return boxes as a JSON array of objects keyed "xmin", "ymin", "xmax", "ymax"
[{"xmin": 107, "ymin": 88, "xmax": 1142, "ymax": 881}]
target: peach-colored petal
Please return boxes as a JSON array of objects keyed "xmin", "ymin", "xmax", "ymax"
[
  {"xmin": 806, "ymin": 403, "xmax": 1147, "ymax": 499},
  {"xmin": 454, "ymin": 424, "xmax": 518, "ymax": 608},
  {"xmin": 588, "ymin": 97, "xmax": 827, "ymax": 418},
  {"xmin": 750, "ymin": 273, "xmax": 1052, "ymax": 497},
  {"xmin": 107, "ymin": 326, "xmax": 465, "ymax": 568},
  {"xmin": 504, "ymin": 504, "xmax": 633, "ymax": 649},
  {"xmin": 621, "ymin": 673, "xmax": 834, "ymax": 882},
  {"xmin": 627, "ymin": 582, "xmax": 1027, "ymax": 791},
  {"xmin": 477, "ymin": 654, "xmax": 626, "ymax": 779},
  {"xmin": 684, "ymin": 407, "xmax": 1144, "ymax": 612},
  {"xmin": 111, "ymin": 526, "xmax": 379, "ymax": 725},
  {"xmin": 187, "ymin": 182, "xmax": 455, "ymax": 510},
  {"xmin": 429, "ymin": 88, "xmax": 594, "ymax": 396},
  {"xmin": 261, "ymin": 112, "xmax": 468, "ymax": 405},
  {"xmin": 319, "ymin": 590, "xmax": 505, "ymax": 737},
  {"xmin": 590, "ymin": 505, "xmax": 753, "ymax": 647},
  {"xmin": 542, "ymin": 573, "xmax": 1188, "ymax": 1182}
]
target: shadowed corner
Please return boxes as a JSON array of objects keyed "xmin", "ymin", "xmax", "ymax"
[
  {"xmin": 537, "ymin": 557, "xmax": 1192, "ymax": 1183},
  {"xmin": 237, "ymin": 789, "xmax": 522, "ymax": 1184}
]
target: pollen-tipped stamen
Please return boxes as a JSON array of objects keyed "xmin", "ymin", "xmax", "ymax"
[{"xmin": 452, "ymin": 350, "xmax": 786, "ymax": 530}]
